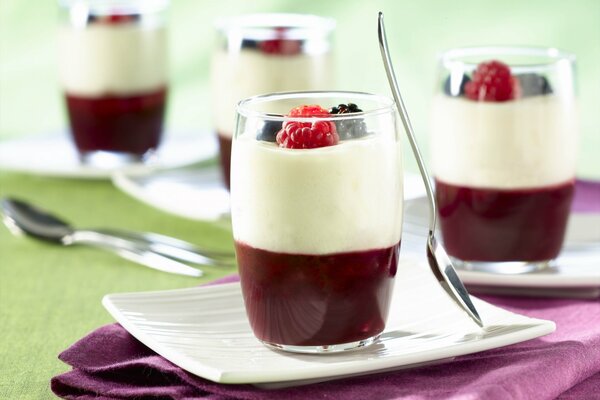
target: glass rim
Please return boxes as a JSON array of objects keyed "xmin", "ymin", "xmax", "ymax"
[
  {"xmin": 439, "ymin": 46, "xmax": 576, "ymax": 70},
  {"xmin": 215, "ymin": 13, "xmax": 335, "ymax": 40},
  {"xmin": 236, "ymin": 91, "xmax": 396, "ymax": 122}
]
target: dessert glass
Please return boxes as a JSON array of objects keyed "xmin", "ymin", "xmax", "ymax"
[
  {"xmin": 58, "ymin": 0, "xmax": 169, "ymax": 166},
  {"xmin": 231, "ymin": 91, "xmax": 403, "ymax": 353},
  {"xmin": 430, "ymin": 46, "xmax": 578, "ymax": 273},
  {"xmin": 211, "ymin": 14, "xmax": 335, "ymax": 188}
]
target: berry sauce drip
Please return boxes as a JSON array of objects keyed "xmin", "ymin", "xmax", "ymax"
[
  {"xmin": 465, "ymin": 60, "xmax": 521, "ymax": 102},
  {"xmin": 276, "ymin": 105, "xmax": 339, "ymax": 149},
  {"xmin": 329, "ymin": 103, "xmax": 368, "ymax": 139}
]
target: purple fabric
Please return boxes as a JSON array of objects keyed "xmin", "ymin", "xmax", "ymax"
[
  {"xmin": 572, "ymin": 179, "xmax": 600, "ymax": 213},
  {"xmin": 51, "ymin": 181, "xmax": 600, "ymax": 399},
  {"xmin": 49, "ymin": 283, "xmax": 600, "ymax": 400}
]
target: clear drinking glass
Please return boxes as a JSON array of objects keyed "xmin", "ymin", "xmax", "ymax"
[
  {"xmin": 430, "ymin": 46, "xmax": 578, "ymax": 273},
  {"xmin": 211, "ymin": 14, "xmax": 335, "ymax": 189},
  {"xmin": 231, "ymin": 91, "xmax": 403, "ymax": 353},
  {"xmin": 58, "ymin": 0, "xmax": 169, "ymax": 166}
]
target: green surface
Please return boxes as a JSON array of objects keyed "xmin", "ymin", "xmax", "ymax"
[
  {"xmin": 0, "ymin": 171, "xmax": 236, "ymax": 398},
  {"xmin": 1, "ymin": 0, "xmax": 599, "ymax": 398}
]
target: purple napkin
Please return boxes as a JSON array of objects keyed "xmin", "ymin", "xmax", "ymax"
[{"xmin": 51, "ymin": 181, "xmax": 600, "ymax": 399}]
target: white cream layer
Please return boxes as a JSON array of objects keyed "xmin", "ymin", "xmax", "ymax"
[
  {"xmin": 211, "ymin": 49, "xmax": 333, "ymax": 137},
  {"xmin": 430, "ymin": 95, "xmax": 578, "ymax": 189},
  {"xmin": 58, "ymin": 24, "xmax": 167, "ymax": 96},
  {"xmin": 230, "ymin": 134, "xmax": 403, "ymax": 255}
]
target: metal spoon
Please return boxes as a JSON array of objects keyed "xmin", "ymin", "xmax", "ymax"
[
  {"xmin": 1, "ymin": 198, "xmax": 234, "ymax": 277},
  {"xmin": 377, "ymin": 12, "xmax": 483, "ymax": 327}
]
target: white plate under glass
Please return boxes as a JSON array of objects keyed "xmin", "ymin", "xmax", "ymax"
[{"xmin": 103, "ymin": 258, "xmax": 554, "ymax": 387}]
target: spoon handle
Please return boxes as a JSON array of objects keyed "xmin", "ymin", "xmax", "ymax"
[
  {"xmin": 377, "ymin": 12, "xmax": 483, "ymax": 327},
  {"xmin": 91, "ymin": 228, "xmax": 236, "ymax": 262},
  {"xmin": 69, "ymin": 230, "xmax": 203, "ymax": 277},
  {"xmin": 377, "ymin": 12, "xmax": 437, "ymax": 233}
]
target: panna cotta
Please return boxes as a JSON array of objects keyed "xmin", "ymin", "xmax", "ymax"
[
  {"xmin": 231, "ymin": 97, "xmax": 402, "ymax": 349},
  {"xmin": 58, "ymin": 7, "xmax": 168, "ymax": 157},
  {"xmin": 211, "ymin": 14, "xmax": 335, "ymax": 188},
  {"xmin": 431, "ymin": 54, "xmax": 578, "ymax": 263}
]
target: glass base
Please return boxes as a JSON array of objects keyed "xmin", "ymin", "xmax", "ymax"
[
  {"xmin": 78, "ymin": 150, "xmax": 156, "ymax": 168},
  {"xmin": 260, "ymin": 335, "xmax": 380, "ymax": 354},
  {"xmin": 451, "ymin": 257, "xmax": 553, "ymax": 274}
]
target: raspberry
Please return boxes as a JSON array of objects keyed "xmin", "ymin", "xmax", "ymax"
[
  {"xmin": 259, "ymin": 27, "xmax": 301, "ymax": 55},
  {"xmin": 104, "ymin": 14, "xmax": 138, "ymax": 24},
  {"xmin": 465, "ymin": 60, "xmax": 520, "ymax": 102},
  {"xmin": 288, "ymin": 104, "xmax": 331, "ymax": 118},
  {"xmin": 276, "ymin": 105, "xmax": 339, "ymax": 149}
]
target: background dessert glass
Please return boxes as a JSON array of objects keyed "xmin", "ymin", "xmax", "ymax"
[
  {"xmin": 231, "ymin": 91, "xmax": 403, "ymax": 353},
  {"xmin": 430, "ymin": 46, "xmax": 578, "ymax": 273},
  {"xmin": 58, "ymin": 0, "xmax": 169, "ymax": 166},
  {"xmin": 211, "ymin": 13, "xmax": 335, "ymax": 189}
]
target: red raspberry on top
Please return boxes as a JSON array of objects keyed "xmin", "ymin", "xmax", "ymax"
[
  {"xmin": 465, "ymin": 60, "xmax": 521, "ymax": 102},
  {"xmin": 276, "ymin": 105, "xmax": 339, "ymax": 149},
  {"xmin": 259, "ymin": 27, "xmax": 301, "ymax": 55},
  {"xmin": 287, "ymin": 104, "xmax": 331, "ymax": 118},
  {"xmin": 105, "ymin": 14, "xmax": 137, "ymax": 24}
]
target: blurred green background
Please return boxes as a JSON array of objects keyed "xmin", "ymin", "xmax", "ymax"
[{"xmin": 0, "ymin": 0, "xmax": 599, "ymax": 177}]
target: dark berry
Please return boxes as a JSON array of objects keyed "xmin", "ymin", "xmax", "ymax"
[
  {"xmin": 241, "ymin": 39, "xmax": 259, "ymax": 50},
  {"xmin": 275, "ymin": 105, "xmax": 338, "ymax": 149},
  {"xmin": 256, "ymin": 120, "xmax": 282, "ymax": 142},
  {"xmin": 465, "ymin": 60, "xmax": 521, "ymax": 102},
  {"xmin": 517, "ymin": 73, "xmax": 553, "ymax": 97},
  {"xmin": 329, "ymin": 103, "xmax": 367, "ymax": 140},
  {"xmin": 443, "ymin": 73, "xmax": 471, "ymax": 96}
]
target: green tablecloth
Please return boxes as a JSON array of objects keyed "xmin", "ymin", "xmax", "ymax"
[{"xmin": 0, "ymin": 169, "xmax": 236, "ymax": 399}]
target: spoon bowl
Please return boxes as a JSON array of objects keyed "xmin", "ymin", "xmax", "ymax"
[{"xmin": 2, "ymin": 198, "xmax": 74, "ymax": 243}]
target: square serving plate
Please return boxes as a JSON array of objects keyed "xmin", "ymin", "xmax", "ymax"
[{"xmin": 102, "ymin": 258, "xmax": 554, "ymax": 386}]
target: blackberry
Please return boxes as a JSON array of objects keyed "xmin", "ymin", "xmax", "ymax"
[
  {"xmin": 517, "ymin": 73, "xmax": 553, "ymax": 97},
  {"xmin": 256, "ymin": 119, "xmax": 282, "ymax": 142},
  {"xmin": 329, "ymin": 103, "xmax": 368, "ymax": 140},
  {"xmin": 443, "ymin": 73, "xmax": 471, "ymax": 96}
]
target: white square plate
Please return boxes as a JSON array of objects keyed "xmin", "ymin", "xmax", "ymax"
[{"xmin": 102, "ymin": 258, "xmax": 554, "ymax": 386}]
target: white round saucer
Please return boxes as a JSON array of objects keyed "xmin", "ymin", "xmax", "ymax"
[
  {"xmin": 112, "ymin": 166, "xmax": 230, "ymax": 221},
  {"xmin": 0, "ymin": 131, "xmax": 217, "ymax": 179}
]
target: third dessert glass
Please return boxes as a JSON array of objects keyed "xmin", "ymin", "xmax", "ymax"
[
  {"xmin": 211, "ymin": 14, "xmax": 335, "ymax": 189},
  {"xmin": 58, "ymin": 0, "xmax": 169, "ymax": 165},
  {"xmin": 430, "ymin": 47, "xmax": 578, "ymax": 273},
  {"xmin": 231, "ymin": 91, "xmax": 403, "ymax": 353}
]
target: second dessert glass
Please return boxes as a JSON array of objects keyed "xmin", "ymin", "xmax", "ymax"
[
  {"xmin": 211, "ymin": 14, "xmax": 335, "ymax": 188},
  {"xmin": 231, "ymin": 91, "xmax": 403, "ymax": 353},
  {"xmin": 58, "ymin": 0, "xmax": 169, "ymax": 165},
  {"xmin": 430, "ymin": 46, "xmax": 578, "ymax": 273}
]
